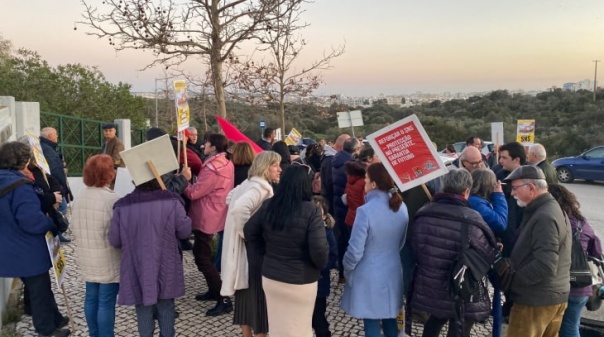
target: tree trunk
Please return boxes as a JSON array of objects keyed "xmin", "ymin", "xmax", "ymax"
[
  {"xmin": 211, "ymin": 57, "xmax": 227, "ymax": 118},
  {"xmin": 280, "ymin": 94, "xmax": 286, "ymax": 136}
]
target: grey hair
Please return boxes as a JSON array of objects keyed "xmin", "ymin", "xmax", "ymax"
[
  {"xmin": 248, "ymin": 151, "xmax": 282, "ymax": 182},
  {"xmin": 343, "ymin": 137, "xmax": 359, "ymax": 153},
  {"xmin": 524, "ymin": 178, "xmax": 548, "ymax": 190},
  {"xmin": 529, "ymin": 143, "xmax": 546, "ymax": 159},
  {"xmin": 470, "ymin": 168, "xmax": 496, "ymax": 199},
  {"xmin": 40, "ymin": 127, "xmax": 56, "ymax": 139},
  {"xmin": 443, "ymin": 168, "xmax": 473, "ymax": 195},
  {"xmin": 186, "ymin": 126, "xmax": 197, "ymax": 132}
]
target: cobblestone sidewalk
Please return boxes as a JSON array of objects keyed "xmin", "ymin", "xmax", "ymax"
[{"xmin": 16, "ymin": 241, "xmax": 493, "ymax": 337}]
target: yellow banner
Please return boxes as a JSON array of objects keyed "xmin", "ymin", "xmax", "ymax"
[
  {"xmin": 46, "ymin": 232, "xmax": 67, "ymax": 287},
  {"xmin": 516, "ymin": 119, "xmax": 535, "ymax": 145},
  {"xmin": 284, "ymin": 127, "xmax": 302, "ymax": 146},
  {"xmin": 173, "ymin": 80, "xmax": 190, "ymax": 132},
  {"xmin": 25, "ymin": 131, "xmax": 51, "ymax": 175}
]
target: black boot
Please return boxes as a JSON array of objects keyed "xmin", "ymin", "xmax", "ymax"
[
  {"xmin": 195, "ymin": 291, "xmax": 215, "ymax": 301},
  {"xmin": 205, "ymin": 297, "xmax": 233, "ymax": 316}
]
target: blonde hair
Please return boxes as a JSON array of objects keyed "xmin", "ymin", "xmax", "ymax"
[{"xmin": 248, "ymin": 151, "xmax": 281, "ymax": 182}]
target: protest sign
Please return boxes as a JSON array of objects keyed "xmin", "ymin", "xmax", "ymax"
[
  {"xmin": 491, "ymin": 122, "xmax": 504, "ymax": 146},
  {"xmin": 119, "ymin": 134, "xmax": 179, "ymax": 186},
  {"xmin": 516, "ymin": 119, "xmax": 535, "ymax": 145},
  {"xmin": 45, "ymin": 232, "xmax": 66, "ymax": 287},
  {"xmin": 174, "ymin": 80, "xmax": 190, "ymax": 132},
  {"xmin": 367, "ymin": 114, "xmax": 448, "ymax": 193},
  {"xmin": 284, "ymin": 128, "xmax": 302, "ymax": 146},
  {"xmin": 114, "ymin": 167, "xmax": 135, "ymax": 197},
  {"xmin": 25, "ymin": 131, "xmax": 51, "ymax": 175}
]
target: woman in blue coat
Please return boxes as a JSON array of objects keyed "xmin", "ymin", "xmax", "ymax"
[{"xmin": 340, "ymin": 163, "xmax": 409, "ymax": 337}]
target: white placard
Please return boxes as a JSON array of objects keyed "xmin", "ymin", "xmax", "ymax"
[
  {"xmin": 114, "ymin": 167, "xmax": 136, "ymax": 197},
  {"xmin": 119, "ymin": 134, "xmax": 179, "ymax": 186},
  {"xmin": 337, "ymin": 110, "xmax": 364, "ymax": 128},
  {"xmin": 491, "ymin": 122, "xmax": 504, "ymax": 147}
]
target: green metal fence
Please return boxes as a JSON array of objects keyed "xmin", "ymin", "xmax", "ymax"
[{"xmin": 40, "ymin": 112, "xmax": 105, "ymax": 176}]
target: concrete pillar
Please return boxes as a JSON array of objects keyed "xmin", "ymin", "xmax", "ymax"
[
  {"xmin": 14, "ymin": 101, "xmax": 41, "ymax": 137},
  {"xmin": 115, "ymin": 119, "xmax": 131, "ymax": 149}
]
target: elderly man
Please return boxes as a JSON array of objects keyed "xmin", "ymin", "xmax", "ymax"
[
  {"xmin": 497, "ymin": 166, "xmax": 571, "ymax": 337},
  {"xmin": 452, "ymin": 146, "xmax": 485, "ymax": 172},
  {"xmin": 100, "ymin": 123, "xmax": 125, "ymax": 168},
  {"xmin": 527, "ymin": 143, "xmax": 557, "ymax": 184},
  {"xmin": 40, "ymin": 127, "xmax": 72, "ymax": 243},
  {"xmin": 186, "ymin": 126, "xmax": 204, "ymax": 161}
]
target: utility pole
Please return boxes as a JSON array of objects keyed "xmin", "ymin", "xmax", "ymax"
[{"xmin": 593, "ymin": 60, "xmax": 601, "ymax": 102}]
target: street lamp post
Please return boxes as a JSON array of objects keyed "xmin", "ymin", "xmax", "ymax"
[{"xmin": 154, "ymin": 78, "xmax": 162, "ymax": 127}]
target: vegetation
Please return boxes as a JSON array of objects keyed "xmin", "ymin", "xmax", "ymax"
[{"xmin": 0, "ymin": 35, "xmax": 147, "ymax": 127}]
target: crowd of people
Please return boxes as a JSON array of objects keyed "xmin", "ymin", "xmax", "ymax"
[{"xmin": 0, "ymin": 126, "xmax": 602, "ymax": 337}]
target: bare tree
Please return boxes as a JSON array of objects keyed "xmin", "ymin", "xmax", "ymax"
[
  {"xmin": 231, "ymin": 1, "xmax": 344, "ymax": 133},
  {"xmin": 80, "ymin": 0, "xmax": 302, "ymax": 118}
]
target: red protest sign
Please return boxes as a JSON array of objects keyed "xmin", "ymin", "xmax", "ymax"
[{"xmin": 367, "ymin": 114, "xmax": 447, "ymax": 192}]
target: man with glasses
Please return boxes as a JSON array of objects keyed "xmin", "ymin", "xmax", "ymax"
[
  {"xmin": 451, "ymin": 146, "xmax": 485, "ymax": 172},
  {"xmin": 496, "ymin": 166, "xmax": 570, "ymax": 337}
]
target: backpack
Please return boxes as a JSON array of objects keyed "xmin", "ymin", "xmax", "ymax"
[
  {"xmin": 570, "ymin": 219, "xmax": 593, "ymax": 289},
  {"xmin": 449, "ymin": 222, "xmax": 491, "ymax": 303}
]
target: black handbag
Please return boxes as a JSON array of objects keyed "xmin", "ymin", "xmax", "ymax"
[
  {"xmin": 570, "ymin": 220, "xmax": 593, "ymax": 289},
  {"xmin": 51, "ymin": 209, "xmax": 70, "ymax": 233}
]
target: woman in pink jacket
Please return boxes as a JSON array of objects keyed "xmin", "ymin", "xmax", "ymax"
[{"xmin": 184, "ymin": 133, "xmax": 235, "ymax": 316}]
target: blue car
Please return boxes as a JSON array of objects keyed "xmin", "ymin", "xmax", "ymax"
[{"xmin": 552, "ymin": 146, "xmax": 604, "ymax": 183}]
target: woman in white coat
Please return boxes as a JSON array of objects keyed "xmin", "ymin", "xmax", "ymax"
[
  {"xmin": 220, "ymin": 150, "xmax": 282, "ymax": 337},
  {"xmin": 340, "ymin": 162, "xmax": 409, "ymax": 337},
  {"xmin": 71, "ymin": 155, "xmax": 122, "ymax": 337}
]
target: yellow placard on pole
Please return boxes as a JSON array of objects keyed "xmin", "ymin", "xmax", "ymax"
[
  {"xmin": 284, "ymin": 128, "xmax": 302, "ymax": 146},
  {"xmin": 25, "ymin": 131, "xmax": 51, "ymax": 175},
  {"xmin": 45, "ymin": 232, "xmax": 67, "ymax": 287},
  {"xmin": 173, "ymin": 80, "xmax": 190, "ymax": 132},
  {"xmin": 516, "ymin": 119, "xmax": 535, "ymax": 145}
]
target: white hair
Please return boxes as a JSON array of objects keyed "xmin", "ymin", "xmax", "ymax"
[{"xmin": 529, "ymin": 143, "xmax": 546, "ymax": 159}]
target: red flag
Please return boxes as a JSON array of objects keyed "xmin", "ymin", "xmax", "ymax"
[{"xmin": 215, "ymin": 116, "xmax": 264, "ymax": 154}]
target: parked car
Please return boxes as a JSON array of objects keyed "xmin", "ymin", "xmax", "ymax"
[
  {"xmin": 552, "ymin": 145, "xmax": 604, "ymax": 183},
  {"xmin": 296, "ymin": 137, "xmax": 316, "ymax": 151}
]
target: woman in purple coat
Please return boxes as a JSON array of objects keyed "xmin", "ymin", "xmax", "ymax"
[
  {"xmin": 109, "ymin": 178, "xmax": 191, "ymax": 337},
  {"xmin": 549, "ymin": 184, "xmax": 603, "ymax": 337}
]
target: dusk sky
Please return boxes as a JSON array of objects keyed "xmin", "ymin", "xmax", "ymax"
[{"xmin": 3, "ymin": 0, "xmax": 604, "ymax": 96}]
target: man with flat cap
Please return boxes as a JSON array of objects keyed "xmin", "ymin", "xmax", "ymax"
[
  {"xmin": 495, "ymin": 165, "xmax": 571, "ymax": 337},
  {"xmin": 101, "ymin": 123, "xmax": 125, "ymax": 168}
]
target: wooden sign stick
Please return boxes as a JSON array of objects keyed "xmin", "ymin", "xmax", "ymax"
[
  {"xmin": 146, "ymin": 160, "xmax": 167, "ymax": 190},
  {"xmin": 60, "ymin": 284, "xmax": 76, "ymax": 332},
  {"xmin": 421, "ymin": 183, "xmax": 432, "ymax": 200},
  {"xmin": 182, "ymin": 136, "xmax": 189, "ymax": 168}
]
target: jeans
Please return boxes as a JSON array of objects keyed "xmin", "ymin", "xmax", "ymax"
[
  {"xmin": 213, "ymin": 231, "xmax": 224, "ymax": 272},
  {"xmin": 363, "ymin": 318, "xmax": 398, "ymax": 337},
  {"xmin": 135, "ymin": 299, "xmax": 175, "ymax": 337},
  {"xmin": 84, "ymin": 282, "xmax": 119, "ymax": 337},
  {"xmin": 560, "ymin": 295, "xmax": 589, "ymax": 337},
  {"xmin": 58, "ymin": 198, "xmax": 68, "ymax": 215},
  {"xmin": 21, "ymin": 272, "xmax": 65, "ymax": 335}
]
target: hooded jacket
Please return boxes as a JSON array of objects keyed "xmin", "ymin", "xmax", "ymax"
[
  {"xmin": 184, "ymin": 152, "xmax": 235, "ymax": 234},
  {"xmin": 0, "ymin": 169, "xmax": 54, "ymax": 277}
]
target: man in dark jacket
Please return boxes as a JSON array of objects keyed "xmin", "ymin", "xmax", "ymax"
[
  {"xmin": 499, "ymin": 166, "xmax": 571, "ymax": 337},
  {"xmin": 40, "ymin": 127, "xmax": 72, "ymax": 243},
  {"xmin": 256, "ymin": 127, "xmax": 275, "ymax": 151},
  {"xmin": 527, "ymin": 143, "xmax": 557, "ymax": 184},
  {"xmin": 411, "ymin": 168, "xmax": 500, "ymax": 337},
  {"xmin": 332, "ymin": 135, "xmax": 356, "ymax": 282},
  {"xmin": 100, "ymin": 123, "xmax": 125, "ymax": 168}
]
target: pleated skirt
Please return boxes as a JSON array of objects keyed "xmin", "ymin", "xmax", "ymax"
[{"xmin": 233, "ymin": 251, "xmax": 268, "ymax": 333}]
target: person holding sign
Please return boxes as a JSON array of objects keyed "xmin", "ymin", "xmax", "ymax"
[
  {"xmin": 71, "ymin": 155, "xmax": 122, "ymax": 337},
  {"xmin": 0, "ymin": 142, "xmax": 70, "ymax": 337},
  {"xmin": 109, "ymin": 177, "xmax": 192, "ymax": 337}
]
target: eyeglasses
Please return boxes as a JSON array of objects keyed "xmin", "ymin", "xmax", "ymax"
[
  {"xmin": 510, "ymin": 183, "xmax": 530, "ymax": 191},
  {"xmin": 463, "ymin": 160, "xmax": 483, "ymax": 168}
]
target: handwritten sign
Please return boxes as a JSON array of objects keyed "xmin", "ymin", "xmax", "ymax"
[
  {"xmin": 516, "ymin": 119, "xmax": 535, "ymax": 145},
  {"xmin": 25, "ymin": 131, "xmax": 51, "ymax": 175},
  {"xmin": 284, "ymin": 127, "xmax": 302, "ymax": 146},
  {"xmin": 367, "ymin": 114, "xmax": 448, "ymax": 192}
]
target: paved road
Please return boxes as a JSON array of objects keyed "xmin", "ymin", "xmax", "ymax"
[{"xmin": 13, "ymin": 181, "xmax": 604, "ymax": 336}]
